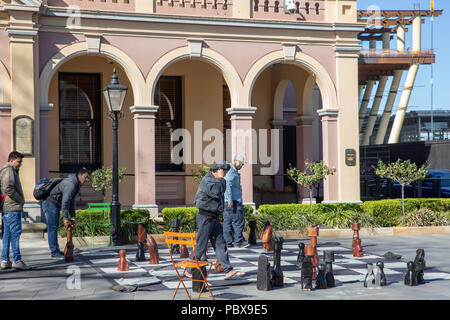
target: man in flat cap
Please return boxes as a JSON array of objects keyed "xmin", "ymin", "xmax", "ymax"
[
  {"xmin": 223, "ymin": 155, "xmax": 249, "ymax": 248},
  {"xmin": 190, "ymin": 161, "xmax": 245, "ymax": 280}
]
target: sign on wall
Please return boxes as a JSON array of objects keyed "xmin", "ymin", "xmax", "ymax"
[
  {"xmin": 345, "ymin": 148, "xmax": 357, "ymax": 167},
  {"xmin": 13, "ymin": 116, "xmax": 34, "ymax": 156}
]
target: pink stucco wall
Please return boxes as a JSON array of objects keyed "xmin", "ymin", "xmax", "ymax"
[
  {"xmin": 0, "ymin": 29, "xmax": 10, "ymax": 76},
  {"xmin": 46, "ymin": 0, "xmax": 135, "ymax": 12}
]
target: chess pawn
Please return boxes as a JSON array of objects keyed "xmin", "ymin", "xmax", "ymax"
[
  {"xmin": 180, "ymin": 244, "xmax": 189, "ymax": 258},
  {"xmin": 376, "ymin": 261, "xmax": 387, "ymax": 286},
  {"xmin": 135, "ymin": 241, "xmax": 146, "ymax": 261},
  {"xmin": 192, "ymin": 266, "xmax": 207, "ymax": 293},
  {"xmin": 118, "ymin": 250, "xmax": 129, "ymax": 271},
  {"xmin": 364, "ymin": 263, "xmax": 375, "ymax": 288},
  {"xmin": 297, "ymin": 242, "xmax": 306, "ymax": 265},
  {"xmin": 414, "ymin": 248, "xmax": 426, "ymax": 284},
  {"xmin": 301, "ymin": 256, "xmax": 313, "ymax": 291},
  {"xmin": 147, "ymin": 235, "xmax": 159, "ymax": 264},
  {"xmin": 353, "ymin": 239, "xmax": 363, "ymax": 257},
  {"xmin": 257, "ymin": 254, "xmax": 272, "ymax": 291},
  {"xmin": 271, "ymin": 237, "xmax": 284, "ymax": 287},
  {"xmin": 261, "ymin": 221, "xmax": 273, "ymax": 251},
  {"xmin": 351, "ymin": 222, "xmax": 360, "ymax": 248},
  {"xmin": 64, "ymin": 221, "xmax": 74, "ymax": 263},
  {"xmin": 324, "ymin": 250, "xmax": 335, "ymax": 288},
  {"xmin": 315, "ymin": 263, "xmax": 327, "ymax": 289},
  {"xmin": 215, "ymin": 259, "xmax": 224, "ymax": 273},
  {"xmin": 404, "ymin": 261, "xmax": 418, "ymax": 286},
  {"xmin": 248, "ymin": 220, "xmax": 257, "ymax": 246},
  {"xmin": 170, "ymin": 218, "xmax": 181, "ymax": 254}
]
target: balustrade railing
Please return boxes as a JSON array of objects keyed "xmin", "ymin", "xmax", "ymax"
[
  {"xmin": 154, "ymin": 0, "xmax": 233, "ymax": 17},
  {"xmin": 252, "ymin": 0, "xmax": 324, "ymax": 21}
]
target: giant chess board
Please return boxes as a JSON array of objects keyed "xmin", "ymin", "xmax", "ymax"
[{"xmin": 78, "ymin": 239, "xmax": 450, "ymax": 291}]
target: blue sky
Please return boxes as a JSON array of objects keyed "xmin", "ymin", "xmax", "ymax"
[{"xmin": 357, "ymin": 0, "xmax": 450, "ymax": 113}]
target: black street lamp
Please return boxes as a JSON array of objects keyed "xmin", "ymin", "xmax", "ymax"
[{"xmin": 103, "ymin": 68, "xmax": 128, "ymax": 246}]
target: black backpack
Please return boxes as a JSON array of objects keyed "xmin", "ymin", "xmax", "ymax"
[
  {"xmin": 33, "ymin": 177, "xmax": 63, "ymax": 201},
  {"xmin": 0, "ymin": 167, "xmax": 8, "ymax": 211}
]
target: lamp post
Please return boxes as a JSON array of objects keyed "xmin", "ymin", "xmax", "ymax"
[{"xmin": 103, "ymin": 68, "xmax": 128, "ymax": 246}]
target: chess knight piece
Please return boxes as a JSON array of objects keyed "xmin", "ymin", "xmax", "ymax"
[
  {"xmin": 297, "ymin": 242, "xmax": 306, "ymax": 265},
  {"xmin": 215, "ymin": 259, "xmax": 224, "ymax": 273},
  {"xmin": 315, "ymin": 263, "xmax": 327, "ymax": 289},
  {"xmin": 147, "ymin": 235, "xmax": 159, "ymax": 264},
  {"xmin": 301, "ymin": 256, "xmax": 313, "ymax": 291},
  {"xmin": 118, "ymin": 250, "xmax": 130, "ymax": 271},
  {"xmin": 404, "ymin": 261, "xmax": 418, "ymax": 286},
  {"xmin": 376, "ymin": 261, "xmax": 387, "ymax": 286},
  {"xmin": 64, "ymin": 220, "xmax": 75, "ymax": 262},
  {"xmin": 136, "ymin": 241, "xmax": 146, "ymax": 261},
  {"xmin": 262, "ymin": 221, "xmax": 273, "ymax": 251},
  {"xmin": 305, "ymin": 244, "xmax": 317, "ymax": 279},
  {"xmin": 324, "ymin": 250, "xmax": 335, "ymax": 287},
  {"xmin": 248, "ymin": 220, "xmax": 257, "ymax": 246},
  {"xmin": 170, "ymin": 218, "xmax": 181, "ymax": 254},
  {"xmin": 353, "ymin": 239, "xmax": 364, "ymax": 257},
  {"xmin": 351, "ymin": 222, "xmax": 360, "ymax": 248},
  {"xmin": 257, "ymin": 254, "xmax": 272, "ymax": 291},
  {"xmin": 414, "ymin": 248, "xmax": 426, "ymax": 284},
  {"xmin": 271, "ymin": 237, "xmax": 284, "ymax": 287}
]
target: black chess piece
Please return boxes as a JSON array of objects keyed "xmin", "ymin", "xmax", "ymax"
[
  {"xmin": 315, "ymin": 263, "xmax": 327, "ymax": 289},
  {"xmin": 323, "ymin": 250, "xmax": 335, "ymax": 288},
  {"xmin": 376, "ymin": 261, "xmax": 387, "ymax": 286},
  {"xmin": 135, "ymin": 241, "xmax": 146, "ymax": 261},
  {"xmin": 404, "ymin": 261, "xmax": 418, "ymax": 286},
  {"xmin": 271, "ymin": 237, "xmax": 284, "ymax": 287},
  {"xmin": 200, "ymin": 252, "xmax": 208, "ymax": 261},
  {"xmin": 364, "ymin": 263, "xmax": 376, "ymax": 288},
  {"xmin": 297, "ymin": 242, "xmax": 305, "ymax": 265},
  {"xmin": 170, "ymin": 218, "xmax": 181, "ymax": 254},
  {"xmin": 301, "ymin": 256, "xmax": 313, "ymax": 291},
  {"xmin": 257, "ymin": 254, "xmax": 272, "ymax": 291},
  {"xmin": 414, "ymin": 248, "xmax": 426, "ymax": 284},
  {"xmin": 248, "ymin": 220, "xmax": 257, "ymax": 246},
  {"xmin": 192, "ymin": 266, "xmax": 207, "ymax": 293}
]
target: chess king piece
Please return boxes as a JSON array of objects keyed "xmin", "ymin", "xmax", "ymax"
[
  {"xmin": 297, "ymin": 242, "xmax": 306, "ymax": 265},
  {"xmin": 118, "ymin": 250, "xmax": 130, "ymax": 271},
  {"xmin": 353, "ymin": 239, "xmax": 363, "ymax": 257},
  {"xmin": 376, "ymin": 261, "xmax": 387, "ymax": 286},
  {"xmin": 147, "ymin": 235, "xmax": 159, "ymax": 264},
  {"xmin": 64, "ymin": 220, "xmax": 75, "ymax": 262},
  {"xmin": 180, "ymin": 244, "xmax": 189, "ymax": 258},
  {"xmin": 136, "ymin": 241, "xmax": 146, "ymax": 261},
  {"xmin": 301, "ymin": 256, "xmax": 313, "ymax": 291},
  {"xmin": 170, "ymin": 218, "xmax": 181, "ymax": 254},
  {"xmin": 351, "ymin": 222, "xmax": 360, "ymax": 248},
  {"xmin": 271, "ymin": 237, "xmax": 284, "ymax": 287},
  {"xmin": 248, "ymin": 220, "xmax": 257, "ymax": 246},
  {"xmin": 192, "ymin": 266, "xmax": 207, "ymax": 293},
  {"xmin": 305, "ymin": 244, "xmax": 317, "ymax": 279},
  {"xmin": 404, "ymin": 261, "xmax": 418, "ymax": 286},
  {"xmin": 215, "ymin": 259, "xmax": 224, "ymax": 273},
  {"xmin": 414, "ymin": 248, "xmax": 426, "ymax": 284},
  {"xmin": 324, "ymin": 250, "xmax": 335, "ymax": 287},
  {"xmin": 257, "ymin": 254, "xmax": 272, "ymax": 291},
  {"xmin": 315, "ymin": 263, "xmax": 327, "ymax": 289},
  {"xmin": 364, "ymin": 263, "xmax": 376, "ymax": 288},
  {"xmin": 262, "ymin": 221, "xmax": 273, "ymax": 251}
]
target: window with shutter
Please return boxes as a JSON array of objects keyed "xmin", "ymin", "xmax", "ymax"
[
  {"xmin": 58, "ymin": 73, "xmax": 102, "ymax": 172},
  {"xmin": 155, "ymin": 76, "xmax": 183, "ymax": 172}
]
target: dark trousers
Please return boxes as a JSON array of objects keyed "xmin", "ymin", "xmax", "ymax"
[
  {"xmin": 223, "ymin": 201, "xmax": 245, "ymax": 246},
  {"xmin": 192, "ymin": 213, "xmax": 233, "ymax": 273}
]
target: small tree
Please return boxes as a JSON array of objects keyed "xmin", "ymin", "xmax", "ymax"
[
  {"xmin": 375, "ymin": 159, "xmax": 429, "ymax": 217},
  {"xmin": 287, "ymin": 161, "xmax": 335, "ymax": 216},
  {"xmin": 91, "ymin": 166, "xmax": 125, "ymax": 195}
]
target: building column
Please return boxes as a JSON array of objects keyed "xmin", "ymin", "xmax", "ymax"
[
  {"xmin": 228, "ymin": 107, "xmax": 256, "ymax": 208},
  {"xmin": 131, "ymin": 106, "xmax": 159, "ymax": 219},
  {"xmin": 271, "ymin": 119, "xmax": 286, "ymax": 192},
  {"xmin": 389, "ymin": 15, "xmax": 421, "ymax": 144},
  {"xmin": 362, "ymin": 76, "xmax": 388, "ymax": 145},
  {"xmin": 0, "ymin": 104, "xmax": 11, "ymax": 163},
  {"xmin": 7, "ymin": 6, "xmax": 41, "ymax": 221},
  {"xmin": 295, "ymin": 116, "xmax": 315, "ymax": 202},
  {"xmin": 359, "ymin": 80, "xmax": 375, "ymax": 130},
  {"xmin": 39, "ymin": 104, "xmax": 53, "ymax": 179}
]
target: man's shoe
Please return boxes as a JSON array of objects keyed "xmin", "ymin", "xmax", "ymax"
[
  {"xmin": 238, "ymin": 243, "xmax": 251, "ymax": 248},
  {"xmin": 12, "ymin": 261, "xmax": 32, "ymax": 271},
  {"xmin": 1, "ymin": 261, "xmax": 12, "ymax": 270},
  {"xmin": 227, "ymin": 244, "xmax": 234, "ymax": 248},
  {"xmin": 51, "ymin": 251, "xmax": 64, "ymax": 259}
]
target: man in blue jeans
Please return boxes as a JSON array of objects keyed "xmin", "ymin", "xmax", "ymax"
[
  {"xmin": 0, "ymin": 151, "xmax": 31, "ymax": 270},
  {"xmin": 223, "ymin": 155, "xmax": 249, "ymax": 248},
  {"xmin": 42, "ymin": 167, "xmax": 91, "ymax": 259}
]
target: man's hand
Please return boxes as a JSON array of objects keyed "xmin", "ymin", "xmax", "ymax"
[
  {"xmin": 64, "ymin": 218, "xmax": 76, "ymax": 229},
  {"xmin": 217, "ymin": 168, "xmax": 224, "ymax": 178},
  {"xmin": 227, "ymin": 202, "xmax": 233, "ymax": 208}
]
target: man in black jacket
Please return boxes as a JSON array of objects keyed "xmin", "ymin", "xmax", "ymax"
[
  {"xmin": 42, "ymin": 168, "xmax": 90, "ymax": 259},
  {"xmin": 191, "ymin": 161, "xmax": 245, "ymax": 280}
]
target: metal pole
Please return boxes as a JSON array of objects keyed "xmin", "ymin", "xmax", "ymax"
[
  {"xmin": 111, "ymin": 111, "xmax": 121, "ymax": 246},
  {"xmin": 430, "ymin": 4, "xmax": 434, "ymax": 140}
]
